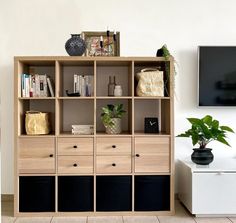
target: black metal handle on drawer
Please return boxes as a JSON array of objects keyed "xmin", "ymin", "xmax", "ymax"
[
  {"xmin": 49, "ymin": 154, "xmax": 53, "ymax": 157},
  {"xmin": 73, "ymin": 163, "xmax": 78, "ymax": 167},
  {"xmin": 136, "ymin": 154, "xmax": 140, "ymax": 157},
  {"xmin": 112, "ymin": 145, "xmax": 116, "ymax": 148},
  {"xmin": 73, "ymin": 145, "xmax": 78, "ymax": 148},
  {"xmin": 112, "ymin": 163, "xmax": 116, "ymax": 167}
]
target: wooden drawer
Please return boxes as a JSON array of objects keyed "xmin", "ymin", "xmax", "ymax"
[
  {"xmin": 58, "ymin": 138, "xmax": 93, "ymax": 155},
  {"xmin": 96, "ymin": 137, "xmax": 131, "ymax": 155},
  {"xmin": 19, "ymin": 137, "xmax": 55, "ymax": 173},
  {"xmin": 58, "ymin": 156, "xmax": 93, "ymax": 174},
  {"xmin": 96, "ymin": 156, "xmax": 131, "ymax": 173},
  {"xmin": 135, "ymin": 137, "xmax": 170, "ymax": 173}
]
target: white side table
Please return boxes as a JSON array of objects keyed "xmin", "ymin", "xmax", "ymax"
[{"xmin": 178, "ymin": 159, "xmax": 236, "ymax": 217}]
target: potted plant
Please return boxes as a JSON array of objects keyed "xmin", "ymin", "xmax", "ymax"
[
  {"xmin": 101, "ymin": 104, "xmax": 126, "ymax": 134},
  {"xmin": 177, "ymin": 115, "xmax": 234, "ymax": 165}
]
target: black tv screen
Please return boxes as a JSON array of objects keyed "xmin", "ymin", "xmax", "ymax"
[{"xmin": 199, "ymin": 46, "xmax": 236, "ymax": 106}]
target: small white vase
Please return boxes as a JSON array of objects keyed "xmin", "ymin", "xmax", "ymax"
[{"xmin": 105, "ymin": 118, "xmax": 121, "ymax": 134}]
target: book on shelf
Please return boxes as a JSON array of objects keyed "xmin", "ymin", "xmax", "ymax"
[
  {"xmin": 21, "ymin": 74, "xmax": 54, "ymax": 97},
  {"xmin": 73, "ymin": 74, "xmax": 93, "ymax": 97}
]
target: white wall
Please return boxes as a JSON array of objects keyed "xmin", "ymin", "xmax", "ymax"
[{"xmin": 1, "ymin": 0, "xmax": 236, "ymax": 194}]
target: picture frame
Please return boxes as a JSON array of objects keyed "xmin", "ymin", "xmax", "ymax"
[{"xmin": 82, "ymin": 31, "xmax": 120, "ymax": 57}]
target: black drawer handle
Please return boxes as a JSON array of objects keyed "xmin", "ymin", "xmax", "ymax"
[
  {"xmin": 112, "ymin": 163, "xmax": 116, "ymax": 167},
  {"xmin": 73, "ymin": 145, "xmax": 78, "ymax": 149},
  {"xmin": 49, "ymin": 154, "xmax": 53, "ymax": 158},
  {"xmin": 136, "ymin": 154, "xmax": 140, "ymax": 157},
  {"xmin": 112, "ymin": 145, "xmax": 116, "ymax": 148},
  {"xmin": 73, "ymin": 163, "xmax": 78, "ymax": 167}
]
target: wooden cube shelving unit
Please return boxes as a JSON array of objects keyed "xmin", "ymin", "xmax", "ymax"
[{"xmin": 14, "ymin": 56, "xmax": 175, "ymax": 216}]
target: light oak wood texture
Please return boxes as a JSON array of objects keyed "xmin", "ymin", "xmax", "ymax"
[
  {"xmin": 135, "ymin": 137, "xmax": 170, "ymax": 172},
  {"xmin": 96, "ymin": 156, "xmax": 131, "ymax": 173},
  {"xmin": 19, "ymin": 137, "xmax": 55, "ymax": 173},
  {"xmin": 96, "ymin": 137, "xmax": 131, "ymax": 155},
  {"xmin": 58, "ymin": 156, "xmax": 93, "ymax": 174},
  {"xmin": 58, "ymin": 137, "xmax": 93, "ymax": 155}
]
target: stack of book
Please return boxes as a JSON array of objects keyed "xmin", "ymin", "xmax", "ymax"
[
  {"xmin": 72, "ymin": 125, "xmax": 94, "ymax": 135},
  {"xmin": 73, "ymin": 75, "xmax": 93, "ymax": 97},
  {"xmin": 21, "ymin": 74, "xmax": 54, "ymax": 97}
]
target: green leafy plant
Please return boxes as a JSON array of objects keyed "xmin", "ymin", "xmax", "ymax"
[
  {"xmin": 101, "ymin": 104, "xmax": 126, "ymax": 127},
  {"xmin": 177, "ymin": 115, "xmax": 234, "ymax": 149}
]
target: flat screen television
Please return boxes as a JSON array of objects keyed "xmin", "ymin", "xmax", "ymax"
[{"xmin": 198, "ymin": 46, "xmax": 236, "ymax": 106}]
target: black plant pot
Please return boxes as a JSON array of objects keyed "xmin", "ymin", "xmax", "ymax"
[{"xmin": 191, "ymin": 148, "xmax": 214, "ymax": 165}]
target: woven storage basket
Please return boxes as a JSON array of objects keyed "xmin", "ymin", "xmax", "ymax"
[
  {"xmin": 25, "ymin": 111, "xmax": 50, "ymax": 135},
  {"xmin": 136, "ymin": 68, "xmax": 164, "ymax": 96}
]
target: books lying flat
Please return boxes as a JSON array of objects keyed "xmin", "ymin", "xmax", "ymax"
[{"xmin": 72, "ymin": 125, "xmax": 94, "ymax": 135}]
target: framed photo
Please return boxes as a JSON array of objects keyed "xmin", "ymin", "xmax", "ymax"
[{"xmin": 82, "ymin": 31, "xmax": 120, "ymax": 56}]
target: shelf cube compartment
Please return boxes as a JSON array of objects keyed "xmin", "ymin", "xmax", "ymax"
[
  {"xmin": 96, "ymin": 176, "xmax": 132, "ymax": 211},
  {"xmin": 19, "ymin": 176, "xmax": 55, "ymax": 212},
  {"xmin": 59, "ymin": 99, "xmax": 94, "ymax": 135},
  {"xmin": 134, "ymin": 61, "xmax": 171, "ymax": 97},
  {"xmin": 134, "ymin": 175, "xmax": 170, "ymax": 211},
  {"xmin": 58, "ymin": 61, "xmax": 94, "ymax": 97},
  {"xmin": 58, "ymin": 176, "xmax": 94, "ymax": 212},
  {"xmin": 96, "ymin": 61, "xmax": 133, "ymax": 97},
  {"xmin": 96, "ymin": 99, "xmax": 132, "ymax": 135},
  {"xmin": 18, "ymin": 99, "xmax": 56, "ymax": 135}
]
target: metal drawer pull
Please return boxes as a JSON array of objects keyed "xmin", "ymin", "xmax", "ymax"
[
  {"xmin": 136, "ymin": 154, "xmax": 140, "ymax": 157},
  {"xmin": 112, "ymin": 163, "xmax": 116, "ymax": 167},
  {"xmin": 112, "ymin": 145, "xmax": 116, "ymax": 148},
  {"xmin": 73, "ymin": 145, "xmax": 78, "ymax": 148},
  {"xmin": 73, "ymin": 163, "xmax": 78, "ymax": 167},
  {"xmin": 49, "ymin": 154, "xmax": 53, "ymax": 157}
]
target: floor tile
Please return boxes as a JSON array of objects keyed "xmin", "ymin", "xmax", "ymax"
[
  {"xmin": 123, "ymin": 216, "xmax": 158, "ymax": 223},
  {"xmin": 52, "ymin": 217, "xmax": 87, "ymax": 223},
  {"xmin": 88, "ymin": 216, "xmax": 123, "ymax": 223},
  {"xmin": 158, "ymin": 201, "xmax": 195, "ymax": 223},
  {"xmin": 229, "ymin": 218, "xmax": 236, "ymax": 223},
  {"xmin": 194, "ymin": 217, "xmax": 231, "ymax": 223},
  {"xmin": 1, "ymin": 216, "xmax": 16, "ymax": 223},
  {"xmin": 15, "ymin": 217, "xmax": 52, "ymax": 223}
]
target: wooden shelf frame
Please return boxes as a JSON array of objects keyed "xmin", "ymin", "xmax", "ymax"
[{"xmin": 14, "ymin": 56, "xmax": 175, "ymax": 216}]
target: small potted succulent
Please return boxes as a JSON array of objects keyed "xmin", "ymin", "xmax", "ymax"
[
  {"xmin": 101, "ymin": 104, "xmax": 126, "ymax": 134},
  {"xmin": 177, "ymin": 115, "xmax": 234, "ymax": 165}
]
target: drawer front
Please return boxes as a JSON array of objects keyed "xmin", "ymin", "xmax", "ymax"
[
  {"xmin": 135, "ymin": 154, "xmax": 170, "ymax": 172},
  {"xmin": 135, "ymin": 137, "xmax": 170, "ymax": 173},
  {"xmin": 58, "ymin": 138, "xmax": 93, "ymax": 155},
  {"xmin": 19, "ymin": 137, "xmax": 55, "ymax": 173},
  {"xmin": 97, "ymin": 156, "xmax": 131, "ymax": 173},
  {"xmin": 58, "ymin": 156, "xmax": 93, "ymax": 174},
  {"xmin": 135, "ymin": 137, "xmax": 170, "ymax": 154},
  {"xmin": 96, "ymin": 137, "xmax": 131, "ymax": 155}
]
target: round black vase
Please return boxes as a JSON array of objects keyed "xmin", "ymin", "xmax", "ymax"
[
  {"xmin": 191, "ymin": 148, "xmax": 214, "ymax": 165},
  {"xmin": 65, "ymin": 34, "xmax": 86, "ymax": 56}
]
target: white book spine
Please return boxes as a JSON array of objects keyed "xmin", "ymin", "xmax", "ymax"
[
  {"xmin": 35, "ymin": 74, "xmax": 40, "ymax": 97},
  {"xmin": 21, "ymin": 74, "xmax": 25, "ymax": 97},
  {"xmin": 25, "ymin": 75, "xmax": 30, "ymax": 97},
  {"xmin": 39, "ymin": 75, "xmax": 44, "ymax": 97},
  {"xmin": 79, "ymin": 75, "xmax": 82, "ymax": 96},
  {"xmin": 81, "ymin": 76, "xmax": 85, "ymax": 96},
  {"xmin": 32, "ymin": 75, "xmax": 36, "ymax": 97},
  {"xmin": 47, "ymin": 77, "xmax": 54, "ymax": 97},
  {"xmin": 76, "ymin": 75, "xmax": 80, "ymax": 94},
  {"xmin": 43, "ymin": 75, "xmax": 48, "ymax": 97}
]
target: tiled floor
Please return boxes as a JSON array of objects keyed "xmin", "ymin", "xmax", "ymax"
[{"xmin": 1, "ymin": 200, "xmax": 235, "ymax": 223}]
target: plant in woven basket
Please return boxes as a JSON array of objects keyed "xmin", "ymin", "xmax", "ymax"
[{"xmin": 101, "ymin": 104, "xmax": 126, "ymax": 134}]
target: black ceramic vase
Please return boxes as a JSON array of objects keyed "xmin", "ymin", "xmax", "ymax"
[
  {"xmin": 191, "ymin": 148, "xmax": 214, "ymax": 165},
  {"xmin": 65, "ymin": 34, "xmax": 86, "ymax": 56}
]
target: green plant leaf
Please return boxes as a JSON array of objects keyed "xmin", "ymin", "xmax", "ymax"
[
  {"xmin": 216, "ymin": 136, "xmax": 231, "ymax": 147},
  {"xmin": 212, "ymin": 120, "xmax": 219, "ymax": 129},
  {"xmin": 220, "ymin": 126, "xmax": 235, "ymax": 133},
  {"xmin": 202, "ymin": 115, "xmax": 213, "ymax": 126}
]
